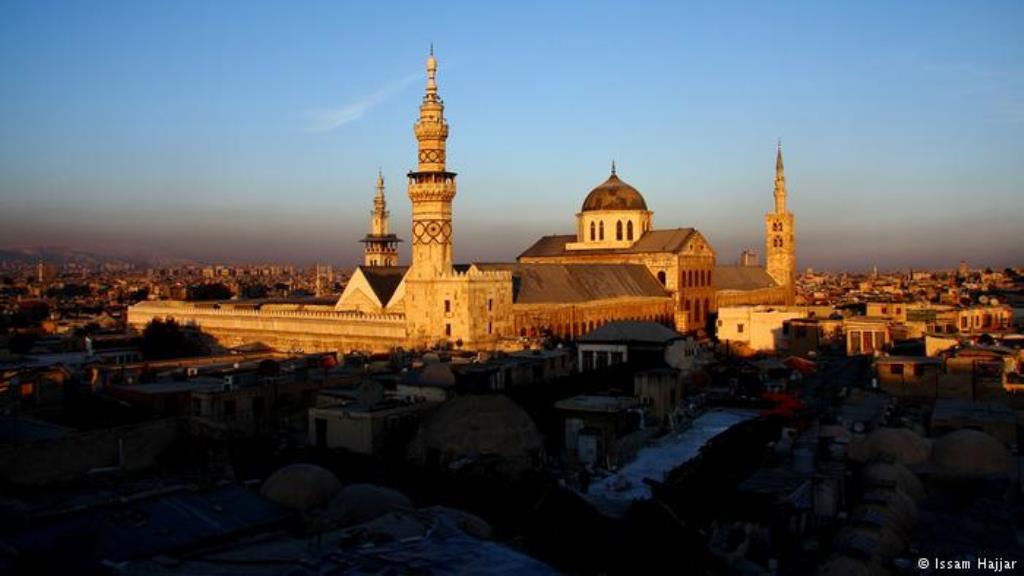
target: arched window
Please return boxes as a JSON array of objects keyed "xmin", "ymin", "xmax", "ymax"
[
  {"xmin": 627, "ymin": 220, "xmax": 634, "ymax": 240},
  {"xmin": 590, "ymin": 221, "xmax": 595, "ymax": 241},
  {"xmin": 616, "ymin": 220, "xmax": 623, "ymax": 241},
  {"xmin": 599, "ymin": 221, "xmax": 605, "ymax": 240},
  {"xmin": 657, "ymin": 271, "xmax": 666, "ymax": 285},
  {"xmin": 688, "ymin": 270, "xmax": 694, "ymax": 286},
  {"xmin": 684, "ymin": 299, "xmax": 691, "ymax": 312}
]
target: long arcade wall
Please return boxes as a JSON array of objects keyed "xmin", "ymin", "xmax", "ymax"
[{"xmin": 128, "ymin": 302, "xmax": 408, "ymax": 354}]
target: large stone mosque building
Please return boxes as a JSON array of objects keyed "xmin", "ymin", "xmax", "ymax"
[{"xmin": 128, "ymin": 51, "xmax": 797, "ymax": 353}]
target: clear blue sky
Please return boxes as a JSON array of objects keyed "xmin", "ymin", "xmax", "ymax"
[{"xmin": 1, "ymin": 0, "xmax": 1021, "ymax": 270}]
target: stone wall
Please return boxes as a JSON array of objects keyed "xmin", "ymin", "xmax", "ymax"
[
  {"xmin": 715, "ymin": 285, "xmax": 789, "ymax": 309},
  {"xmin": 128, "ymin": 302, "xmax": 407, "ymax": 353},
  {"xmin": 512, "ymin": 296, "xmax": 675, "ymax": 340},
  {"xmin": 0, "ymin": 418, "xmax": 181, "ymax": 486}
]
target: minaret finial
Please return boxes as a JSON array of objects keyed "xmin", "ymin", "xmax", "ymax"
[
  {"xmin": 425, "ymin": 46, "xmax": 438, "ymax": 100},
  {"xmin": 611, "ymin": 159, "xmax": 617, "ymax": 176}
]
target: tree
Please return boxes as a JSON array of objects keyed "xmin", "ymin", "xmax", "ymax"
[
  {"xmin": 140, "ymin": 318, "xmax": 206, "ymax": 360},
  {"xmin": 186, "ymin": 283, "xmax": 233, "ymax": 301},
  {"xmin": 240, "ymin": 283, "xmax": 269, "ymax": 299}
]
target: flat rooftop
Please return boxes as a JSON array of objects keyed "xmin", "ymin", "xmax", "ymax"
[
  {"xmin": 585, "ymin": 409, "xmax": 759, "ymax": 516},
  {"xmin": 554, "ymin": 395, "xmax": 640, "ymax": 414}
]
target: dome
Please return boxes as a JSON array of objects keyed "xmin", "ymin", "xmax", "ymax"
[
  {"xmin": 861, "ymin": 489, "xmax": 918, "ymax": 534},
  {"xmin": 834, "ymin": 524, "xmax": 906, "ymax": 561},
  {"xmin": 418, "ymin": 362, "xmax": 456, "ymax": 388},
  {"xmin": 429, "ymin": 506, "xmax": 494, "ymax": 539},
  {"xmin": 407, "ymin": 395, "xmax": 543, "ymax": 469},
  {"xmin": 581, "ymin": 171, "xmax": 648, "ymax": 212},
  {"xmin": 326, "ymin": 483, "xmax": 413, "ymax": 526},
  {"xmin": 260, "ymin": 463, "xmax": 342, "ymax": 511},
  {"xmin": 861, "ymin": 462, "xmax": 925, "ymax": 501},
  {"xmin": 931, "ymin": 429, "xmax": 1012, "ymax": 478},
  {"xmin": 848, "ymin": 428, "xmax": 931, "ymax": 466}
]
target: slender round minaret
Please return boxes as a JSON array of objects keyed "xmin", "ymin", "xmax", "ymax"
[
  {"xmin": 765, "ymin": 141, "xmax": 796, "ymax": 304},
  {"xmin": 407, "ymin": 47, "xmax": 457, "ymax": 278},
  {"xmin": 361, "ymin": 170, "xmax": 400, "ymax": 267}
]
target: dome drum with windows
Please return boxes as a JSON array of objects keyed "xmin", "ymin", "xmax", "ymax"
[{"xmin": 573, "ymin": 163, "xmax": 653, "ymax": 248}]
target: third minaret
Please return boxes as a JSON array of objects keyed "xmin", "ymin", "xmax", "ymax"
[
  {"xmin": 361, "ymin": 170, "xmax": 400, "ymax": 267},
  {"xmin": 765, "ymin": 141, "xmax": 796, "ymax": 304}
]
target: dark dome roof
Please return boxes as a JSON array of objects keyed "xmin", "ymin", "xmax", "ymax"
[{"xmin": 581, "ymin": 172, "xmax": 647, "ymax": 212}]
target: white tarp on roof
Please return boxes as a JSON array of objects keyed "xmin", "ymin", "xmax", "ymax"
[{"xmin": 585, "ymin": 409, "xmax": 758, "ymax": 515}]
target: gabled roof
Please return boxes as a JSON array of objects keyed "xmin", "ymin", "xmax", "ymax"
[
  {"xmin": 473, "ymin": 263, "xmax": 669, "ymax": 304},
  {"xmin": 517, "ymin": 228, "xmax": 697, "ymax": 259},
  {"xmin": 578, "ymin": 320, "xmax": 683, "ymax": 344},
  {"xmin": 714, "ymin": 265, "xmax": 779, "ymax": 291},
  {"xmin": 358, "ymin": 266, "xmax": 408, "ymax": 306}
]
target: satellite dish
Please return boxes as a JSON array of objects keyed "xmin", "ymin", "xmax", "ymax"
[
  {"xmin": 979, "ymin": 295, "xmax": 989, "ymax": 304},
  {"xmin": 989, "ymin": 297, "xmax": 999, "ymax": 305}
]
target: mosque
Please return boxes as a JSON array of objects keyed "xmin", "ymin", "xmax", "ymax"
[{"xmin": 128, "ymin": 51, "xmax": 796, "ymax": 353}]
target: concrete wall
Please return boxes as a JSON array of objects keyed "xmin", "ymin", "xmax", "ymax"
[{"xmin": 716, "ymin": 306, "xmax": 808, "ymax": 352}]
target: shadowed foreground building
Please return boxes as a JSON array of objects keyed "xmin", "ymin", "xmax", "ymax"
[{"xmin": 129, "ymin": 51, "xmax": 796, "ymax": 353}]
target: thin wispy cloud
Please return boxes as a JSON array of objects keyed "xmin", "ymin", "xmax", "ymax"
[{"xmin": 303, "ymin": 71, "xmax": 422, "ymax": 132}]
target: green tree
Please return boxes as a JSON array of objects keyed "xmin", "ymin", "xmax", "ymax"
[{"xmin": 140, "ymin": 318, "xmax": 206, "ymax": 360}]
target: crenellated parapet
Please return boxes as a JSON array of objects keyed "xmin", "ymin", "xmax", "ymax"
[
  {"xmin": 436, "ymin": 268, "xmax": 513, "ymax": 281},
  {"xmin": 128, "ymin": 301, "xmax": 405, "ymax": 323}
]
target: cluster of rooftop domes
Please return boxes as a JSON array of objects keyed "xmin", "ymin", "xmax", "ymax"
[
  {"xmin": 581, "ymin": 165, "xmax": 648, "ymax": 212},
  {"xmin": 407, "ymin": 394, "xmax": 543, "ymax": 473},
  {"xmin": 848, "ymin": 427, "xmax": 932, "ymax": 467}
]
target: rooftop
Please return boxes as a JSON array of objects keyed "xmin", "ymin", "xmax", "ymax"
[
  {"xmin": 518, "ymin": 228, "xmax": 697, "ymax": 259},
  {"xmin": 554, "ymin": 395, "xmax": 641, "ymax": 413},
  {"xmin": 585, "ymin": 409, "xmax": 759, "ymax": 516},
  {"xmin": 579, "ymin": 320, "xmax": 682, "ymax": 344},
  {"xmin": 474, "ymin": 263, "xmax": 669, "ymax": 304}
]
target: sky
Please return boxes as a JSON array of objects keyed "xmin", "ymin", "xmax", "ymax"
[{"xmin": 1, "ymin": 0, "xmax": 1022, "ymax": 271}]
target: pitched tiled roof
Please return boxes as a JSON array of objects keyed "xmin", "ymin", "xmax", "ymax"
[
  {"xmin": 578, "ymin": 320, "xmax": 682, "ymax": 344},
  {"xmin": 517, "ymin": 228, "xmax": 697, "ymax": 259},
  {"xmin": 474, "ymin": 263, "xmax": 669, "ymax": 304},
  {"xmin": 714, "ymin": 265, "xmax": 779, "ymax": 291}
]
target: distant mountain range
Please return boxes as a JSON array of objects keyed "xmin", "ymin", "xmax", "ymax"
[{"xmin": 0, "ymin": 246, "xmax": 195, "ymax": 267}]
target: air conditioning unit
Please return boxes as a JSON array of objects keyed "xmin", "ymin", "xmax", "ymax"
[{"xmin": 186, "ymin": 367, "xmax": 199, "ymax": 378}]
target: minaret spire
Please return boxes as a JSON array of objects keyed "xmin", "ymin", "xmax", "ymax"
[
  {"xmin": 361, "ymin": 170, "xmax": 400, "ymax": 267},
  {"xmin": 425, "ymin": 45, "xmax": 439, "ymax": 103},
  {"xmin": 611, "ymin": 160, "xmax": 617, "ymax": 176},
  {"xmin": 774, "ymin": 139, "xmax": 787, "ymax": 213},
  {"xmin": 374, "ymin": 169, "xmax": 386, "ymax": 212}
]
